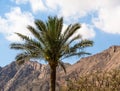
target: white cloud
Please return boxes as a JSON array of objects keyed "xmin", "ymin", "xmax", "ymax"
[
  {"xmin": 4, "ymin": 0, "xmax": 120, "ymax": 42},
  {"xmin": 45, "ymin": 0, "xmax": 120, "ymax": 35},
  {"xmin": 13, "ymin": 0, "xmax": 47, "ymax": 13},
  {"xmin": 29, "ymin": 0, "xmax": 47, "ymax": 13},
  {"xmin": 0, "ymin": 7, "xmax": 35, "ymax": 42},
  {"xmin": 79, "ymin": 23, "xmax": 95, "ymax": 39},
  {"xmin": 14, "ymin": 0, "xmax": 97, "ymax": 18},
  {"xmin": 93, "ymin": 3, "xmax": 120, "ymax": 34},
  {"xmin": 5, "ymin": 0, "xmax": 97, "ymax": 42},
  {"xmin": 46, "ymin": 0, "xmax": 98, "ymax": 20}
]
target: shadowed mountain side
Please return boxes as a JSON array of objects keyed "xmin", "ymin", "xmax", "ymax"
[
  {"xmin": 0, "ymin": 45, "xmax": 120, "ymax": 91},
  {"xmin": 0, "ymin": 62, "xmax": 19, "ymax": 90}
]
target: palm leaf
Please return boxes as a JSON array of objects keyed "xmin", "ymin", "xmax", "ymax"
[
  {"xmin": 63, "ymin": 23, "xmax": 81, "ymax": 43},
  {"xmin": 35, "ymin": 19, "xmax": 47, "ymax": 32},
  {"xmin": 58, "ymin": 60, "xmax": 66, "ymax": 73}
]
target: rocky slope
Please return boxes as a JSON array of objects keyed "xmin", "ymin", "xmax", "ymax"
[
  {"xmin": 0, "ymin": 61, "xmax": 70, "ymax": 91},
  {"xmin": 65, "ymin": 46, "xmax": 120, "ymax": 74},
  {"xmin": 0, "ymin": 45, "xmax": 120, "ymax": 91},
  {"xmin": 0, "ymin": 62, "xmax": 19, "ymax": 91}
]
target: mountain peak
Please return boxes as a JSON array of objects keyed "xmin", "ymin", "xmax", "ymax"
[
  {"xmin": 102, "ymin": 45, "xmax": 120, "ymax": 56},
  {"xmin": 108, "ymin": 45, "xmax": 120, "ymax": 52}
]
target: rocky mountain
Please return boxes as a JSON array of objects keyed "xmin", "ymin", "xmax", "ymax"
[
  {"xmin": 0, "ymin": 45, "xmax": 120, "ymax": 91},
  {"xmin": 0, "ymin": 62, "xmax": 19, "ymax": 91},
  {"xmin": 0, "ymin": 61, "xmax": 70, "ymax": 91},
  {"xmin": 60, "ymin": 45, "xmax": 120, "ymax": 80}
]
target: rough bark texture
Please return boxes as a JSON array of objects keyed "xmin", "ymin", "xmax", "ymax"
[{"xmin": 50, "ymin": 65, "xmax": 56, "ymax": 91}]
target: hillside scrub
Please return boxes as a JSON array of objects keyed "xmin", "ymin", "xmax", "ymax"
[{"xmin": 63, "ymin": 69, "xmax": 120, "ymax": 91}]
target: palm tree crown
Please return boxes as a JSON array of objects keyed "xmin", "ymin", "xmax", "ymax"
[{"xmin": 10, "ymin": 16, "xmax": 93, "ymax": 91}]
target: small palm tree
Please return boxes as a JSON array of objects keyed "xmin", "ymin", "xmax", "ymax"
[{"xmin": 10, "ymin": 16, "xmax": 93, "ymax": 91}]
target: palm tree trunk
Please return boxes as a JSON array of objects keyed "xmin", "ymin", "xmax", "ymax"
[{"xmin": 50, "ymin": 65, "xmax": 56, "ymax": 91}]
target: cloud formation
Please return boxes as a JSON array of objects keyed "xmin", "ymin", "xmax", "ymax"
[
  {"xmin": 45, "ymin": 0, "xmax": 120, "ymax": 34},
  {"xmin": 79, "ymin": 23, "xmax": 95, "ymax": 39},
  {"xmin": 14, "ymin": 0, "xmax": 47, "ymax": 12},
  {"xmin": 93, "ymin": 3, "xmax": 120, "ymax": 34},
  {"xmin": 13, "ymin": 0, "xmax": 120, "ymax": 34},
  {"xmin": 0, "ymin": 7, "xmax": 34, "ymax": 42},
  {"xmin": 1, "ymin": 0, "xmax": 120, "ymax": 42}
]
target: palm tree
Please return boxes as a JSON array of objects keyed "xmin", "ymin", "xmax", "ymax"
[{"xmin": 10, "ymin": 16, "xmax": 93, "ymax": 91}]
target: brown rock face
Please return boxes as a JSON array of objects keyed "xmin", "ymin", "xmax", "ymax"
[
  {"xmin": 0, "ymin": 45, "xmax": 120, "ymax": 91},
  {"xmin": 3, "ymin": 61, "xmax": 49, "ymax": 91},
  {"xmin": 0, "ymin": 62, "xmax": 19, "ymax": 91},
  {"xmin": 63, "ymin": 46, "xmax": 120, "ymax": 78}
]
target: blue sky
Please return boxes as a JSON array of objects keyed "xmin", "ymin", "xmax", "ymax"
[{"xmin": 0, "ymin": 0, "xmax": 120, "ymax": 67}]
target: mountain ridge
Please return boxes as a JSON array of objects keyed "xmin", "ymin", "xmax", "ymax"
[{"xmin": 0, "ymin": 45, "xmax": 120, "ymax": 91}]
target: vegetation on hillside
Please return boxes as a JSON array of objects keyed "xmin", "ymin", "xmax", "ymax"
[{"xmin": 62, "ymin": 69, "xmax": 120, "ymax": 91}]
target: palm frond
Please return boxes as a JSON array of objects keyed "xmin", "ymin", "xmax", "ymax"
[
  {"xmin": 10, "ymin": 43, "xmax": 26, "ymax": 50},
  {"xmin": 35, "ymin": 19, "xmax": 47, "ymax": 32},
  {"xmin": 63, "ymin": 24, "xmax": 72, "ymax": 36},
  {"xmin": 68, "ymin": 34, "xmax": 82, "ymax": 45},
  {"xmin": 70, "ymin": 40, "xmax": 93, "ymax": 50},
  {"xmin": 79, "ymin": 40, "xmax": 94, "ymax": 48},
  {"xmin": 27, "ymin": 25, "xmax": 40, "ymax": 41},
  {"xmin": 55, "ymin": 17, "xmax": 63, "ymax": 39},
  {"xmin": 15, "ymin": 53, "xmax": 28, "ymax": 60},
  {"xmin": 60, "ymin": 39, "xmax": 93, "ymax": 59},
  {"xmin": 58, "ymin": 60, "xmax": 66, "ymax": 74},
  {"xmin": 62, "ymin": 51, "xmax": 91, "ymax": 60},
  {"xmin": 15, "ymin": 52, "xmax": 29, "ymax": 65},
  {"xmin": 63, "ymin": 23, "xmax": 81, "ymax": 44}
]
